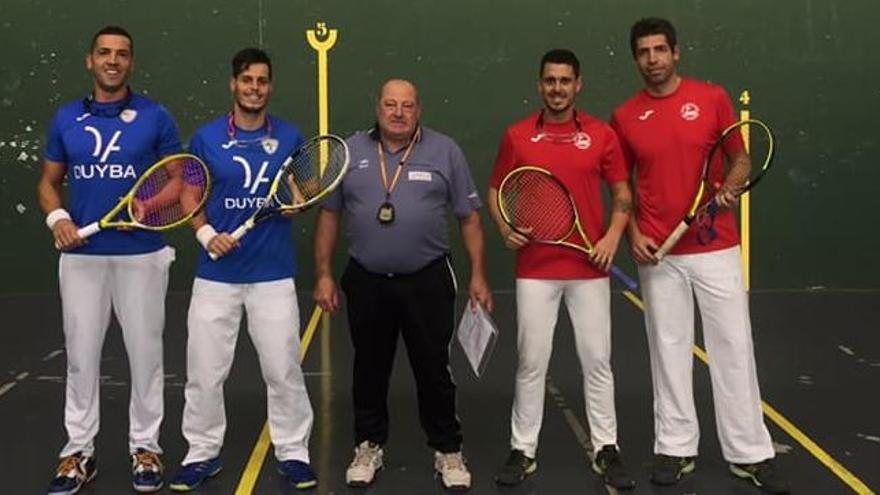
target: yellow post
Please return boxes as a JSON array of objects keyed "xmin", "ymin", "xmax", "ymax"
[{"xmin": 738, "ymin": 90, "xmax": 751, "ymax": 290}]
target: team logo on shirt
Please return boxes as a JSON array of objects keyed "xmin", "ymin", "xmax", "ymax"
[
  {"xmin": 69, "ymin": 126, "xmax": 135, "ymax": 180},
  {"xmin": 680, "ymin": 103, "xmax": 700, "ymax": 121},
  {"xmin": 573, "ymin": 132, "xmax": 591, "ymax": 150},
  {"xmin": 261, "ymin": 138, "xmax": 279, "ymax": 155},
  {"xmin": 120, "ymin": 109, "xmax": 138, "ymax": 123}
]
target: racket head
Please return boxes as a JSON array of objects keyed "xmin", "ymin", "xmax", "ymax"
[
  {"xmin": 95, "ymin": 153, "xmax": 210, "ymax": 231},
  {"xmin": 695, "ymin": 118, "xmax": 775, "ymax": 215},
  {"xmin": 124, "ymin": 154, "xmax": 210, "ymax": 230},
  {"xmin": 497, "ymin": 166, "xmax": 578, "ymax": 242},
  {"xmin": 272, "ymin": 134, "xmax": 350, "ymax": 211}
]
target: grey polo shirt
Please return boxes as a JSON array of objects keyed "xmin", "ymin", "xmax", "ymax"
[{"xmin": 322, "ymin": 127, "xmax": 482, "ymax": 274}]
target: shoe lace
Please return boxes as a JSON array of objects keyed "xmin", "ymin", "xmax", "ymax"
[
  {"xmin": 440, "ymin": 452, "xmax": 466, "ymax": 472},
  {"xmin": 56, "ymin": 455, "xmax": 83, "ymax": 477},
  {"xmin": 352, "ymin": 443, "xmax": 378, "ymax": 467},
  {"xmin": 134, "ymin": 450, "xmax": 163, "ymax": 474}
]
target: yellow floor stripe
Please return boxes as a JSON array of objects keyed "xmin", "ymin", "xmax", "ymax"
[
  {"xmin": 620, "ymin": 290, "xmax": 875, "ymax": 494},
  {"xmin": 234, "ymin": 305, "xmax": 324, "ymax": 495}
]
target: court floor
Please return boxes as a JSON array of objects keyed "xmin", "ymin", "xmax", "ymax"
[{"xmin": 1, "ymin": 289, "xmax": 878, "ymax": 494}]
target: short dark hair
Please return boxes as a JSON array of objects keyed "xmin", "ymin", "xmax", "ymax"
[
  {"xmin": 91, "ymin": 25, "xmax": 134, "ymax": 54},
  {"xmin": 232, "ymin": 48, "xmax": 272, "ymax": 79},
  {"xmin": 539, "ymin": 49, "xmax": 580, "ymax": 78},
  {"xmin": 629, "ymin": 17, "xmax": 677, "ymax": 57}
]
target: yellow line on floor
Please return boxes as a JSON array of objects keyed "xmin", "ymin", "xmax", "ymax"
[
  {"xmin": 234, "ymin": 305, "xmax": 324, "ymax": 495},
  {"xmin": 619, "ymin": 290, "xmax": 875, "ymax": 494}
]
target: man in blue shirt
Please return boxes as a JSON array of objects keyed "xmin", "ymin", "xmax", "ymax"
[
  {"xmin": 37, "ymin": 25, "xmax": 181, "ymax": 494},
  {"xmin": 168, "ymin": 48, "xmax": 317, "ymax": 492}
]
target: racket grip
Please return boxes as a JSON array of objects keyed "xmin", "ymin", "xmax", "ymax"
[
  {"xmin": 655, "ymin": 222, "xmax": 689, "ymax": 261},
  {"xmin": 610, "ymin": 265, "xmax": 638, "ymax": 291},
  {"xmin": 77, "ymin": 222, "xmax": 101, "ymax": 240},
  {"xmin": 230, "ymin": 224, "xmax": 249, "ymax": 241}
]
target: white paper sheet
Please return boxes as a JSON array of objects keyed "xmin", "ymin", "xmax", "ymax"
[{"xmin": 456, "ymin": 303, "xmax": 499, "ymax": 378}]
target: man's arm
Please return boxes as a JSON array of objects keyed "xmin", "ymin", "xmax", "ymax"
[
  {"xmin": 625, "ymin": 177, "xmax": 658, "ymax": 265},
  {"xmin": 591, "ymin": 181, "xmax": 632, "ymax": 271},
  {"xmin": 459, "ymin": 210, "xmax": 493, "ymax": 312},
  {"xmin": 313, "ymin": 208, "xmax": 341, "ymax": 312},
  {"xmin": 717, "ymin": 149, "xmax": 751, "ymax": 208},
  {"xmin": 486, "ymin": 186, "xmax": 530, "ymax": 250},
  {"xmin": 37, "ymin": 159, "xmax": 84, "ymax": 250}
]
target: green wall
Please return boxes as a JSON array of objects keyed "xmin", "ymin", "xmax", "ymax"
[{"xmin": 1, "ymin": 0, "xmax": 876, "ymax": 293}]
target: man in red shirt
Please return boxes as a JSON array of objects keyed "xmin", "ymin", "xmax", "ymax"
[
  {"xmin": 611, "ymin": 17, "xmax": 789, "ymax": 493},
  {"xmin": 487, "ymin": 49, "xmax": 635, "ymax": 490}
]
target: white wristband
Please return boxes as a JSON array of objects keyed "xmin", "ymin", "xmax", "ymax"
[
  {"xmin": 195, "ymin": 224, "xmax": 218, "ymax": 251},
  {"xmin": 45, "ymin": 208, "xmax": 71, "ymax": 230}
]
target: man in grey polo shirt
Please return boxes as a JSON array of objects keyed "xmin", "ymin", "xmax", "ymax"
[{"xmin": 314, "ymin": 78, "xmax": 492, "ymax": 491}]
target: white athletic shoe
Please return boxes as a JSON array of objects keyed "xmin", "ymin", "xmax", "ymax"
[
  {"xmin": 345, "ymin": 441, "xmax": 383, "ymax": 487},
  {"xmin": 434, "ymin": 451, "xmax": 471, "ymax": 491}
]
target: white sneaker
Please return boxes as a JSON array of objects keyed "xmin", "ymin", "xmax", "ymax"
[
  {"xmin": 434, "ymin": 451, "xmax": 471, "ymax": 491},
  {"xmin": 346, "ymin": 441, "xmax": 383, "ymax": 487}
]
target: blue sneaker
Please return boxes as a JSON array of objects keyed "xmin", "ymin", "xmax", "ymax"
[
  {"xmin": 47, "ymin": 452, "xmax": 97, "ymax": 495},
  {"xmin": 169, "ymin": 458, "xmax": 222, "ymax": 492},
  {"xmin": 131, "ymin": 449, "xmax": 164, "ymax": 492},
  {"xmin": 278, "ymin": 459, "xmax": 318, "ymax": 489}
]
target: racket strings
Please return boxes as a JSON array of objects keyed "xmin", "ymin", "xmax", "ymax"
[
  {"xmin": 501, "ymin": 171, "xmax": 575, "ymax": 241},
  {"xmin": 132, "ymin": 158, "xmax": 209, "ymax": 228},
  {"xmin": 277, "ymin": 137, "xmax": 348, "ymax": 206}
]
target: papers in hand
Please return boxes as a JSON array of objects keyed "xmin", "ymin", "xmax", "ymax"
[{"xmin": 456, "ymin": 302, "xmax": 499, "ymax": 378}]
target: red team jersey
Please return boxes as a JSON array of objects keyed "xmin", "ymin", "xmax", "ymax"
[
  {"xmin": 611, "ymin": 78, "xmax": 743, "ymax": 255},
  {"xmin": 490, "ymin": 110, "xmax": 629, "ymax": 280}
]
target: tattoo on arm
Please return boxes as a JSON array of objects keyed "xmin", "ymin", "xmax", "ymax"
[{"xmin": 613, "ymin": 198, "xmax": 632, "ymax": 214}]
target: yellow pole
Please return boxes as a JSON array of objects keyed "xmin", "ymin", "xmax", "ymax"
[{"xmin": 738, "ymin": 90, "xmax": 751, "ymax": 290}]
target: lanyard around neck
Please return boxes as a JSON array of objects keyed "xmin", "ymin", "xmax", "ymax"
[{"xmin": 377, "ymin": 127, "xmax": 420, "ymax": 198}]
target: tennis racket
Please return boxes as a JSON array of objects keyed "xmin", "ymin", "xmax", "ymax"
[
  {"xmin": 56, "ymin": 153, "xmax": 210, "ymax": 249},
  {"xmin": 209, "ymin": 133, "xmax": 349, "ymax": 260},
  {"xmin": 654, "ymin": 118, "xmax": 775, "ymax": 260},
  {"xmin": 497, "ymin": 165, "xmax": 638, "ymax": 291}
]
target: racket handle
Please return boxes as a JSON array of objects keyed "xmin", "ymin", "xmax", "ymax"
[
  {"xmin": 610, "ymin": 265, "xmax": 638, "ymax": 291},
  {"xmin": 230, "ymin": 224, "xmax": 249, "ymax": 241},
  {"xmin": 77, "ymin": 222, "xmax": 101, "ymax": 240},
  {"xmin": 655, "ymin": 222, "xmax": 689, "ymax": 261}
]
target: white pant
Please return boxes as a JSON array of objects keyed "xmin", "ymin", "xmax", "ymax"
[
  {"xmin": 511, "ymin": 278, "xmax": 618, "ymax": 457},
  {"xmin": 58, "ymin": 247, "xmax": 175, "ymax": 457},
  {"xmin": 639, "ymin": 246, "xmax": 774, "ymax": 463},
  {"xmin": 182, "ymin": 278, "xmax": 313, "ymax": 464}
]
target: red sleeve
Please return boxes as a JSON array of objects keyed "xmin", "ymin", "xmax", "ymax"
[
  {"xmin": 488, "ymin": 129, "xmax": 516, "ymax": 189},
  {"xmin": 600, "ymin": 124, "xmax": 630, "ymax": 184},
  {"xmin": 609, "ymin": 113, "xmax": 635, "ymax": 176}
]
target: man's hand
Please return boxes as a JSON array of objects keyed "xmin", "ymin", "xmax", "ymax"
[
  {"xmin": 500, "ymin": 223, "xmax": 531, "ymax": 250},
  {"xmin": 53, "ymin": 219, "xmax": 86, "ymax": 250},
  {"xmin": 468, "ymin": 274, "xmax": 493, "ymax": 313},
  {"xmin": 206, "ymin": 232, "xmax": 240, "ymax": 259},
  {"xmin": 314, "ymin": 274, "xmax": 340, "ymax": 313},
  {"xmin": 714, "ymin": 184, "xmax": 742, "ymax": 209},
  {"xmin": 590, "ymin": 234, "xmax": 620, "ymax": 272},
  {"xmin": 628, "ymin": 227, "xmax": 658, "ymax": 265}
]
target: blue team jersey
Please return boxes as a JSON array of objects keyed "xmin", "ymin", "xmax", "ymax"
[
  {"xmin": 191, "ymin": 114, "xmax": 303, "ymax": 283},
  {"xmin": 44, "ymin": 94, "xmax": 182, "ymax": 255}
]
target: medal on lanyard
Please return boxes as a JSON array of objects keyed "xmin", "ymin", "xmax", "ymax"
[{"xmin": 376, "ymin": 128, "xmax": 420, "ymax": 225}]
